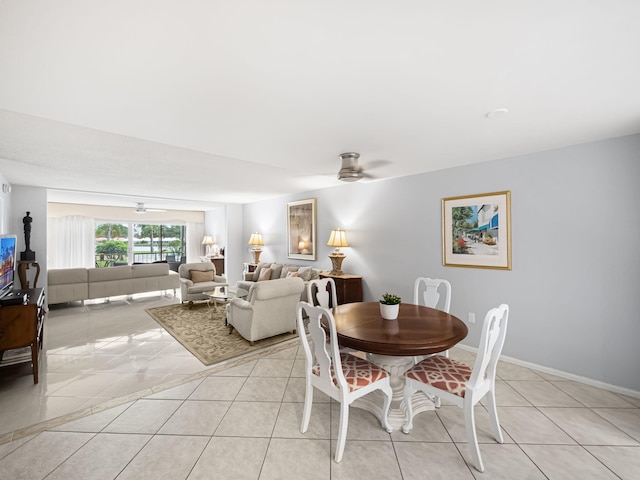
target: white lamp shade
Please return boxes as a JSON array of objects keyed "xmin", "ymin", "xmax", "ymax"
[
  {"xmin": 248, "ymin": 232, "xmax": 264, "ymax": 246},
  {"xmin": 202, "ymin": 235, "xmax": 214, "ymax": 245},
  {"xmin": 327, "ymin": 229, "xmax": 349, "ymax": 248}
]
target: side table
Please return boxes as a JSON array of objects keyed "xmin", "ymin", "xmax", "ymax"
[
  {"xmin": 210, "ymin": 257, "xmax": 225, "ymax": 275},
  {"xmin": 17, "ymin": 261, "xmax": 40, "ymax": 289},
  {"xmin": 319, "ymin": 272, "xmax": 363, "ymax": 304},
  {"xmin": 243, "ymin": 263, "xmax": 258, "ymax": 274}
]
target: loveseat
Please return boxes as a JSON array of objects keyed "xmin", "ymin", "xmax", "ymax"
[
  {"xmin": 178, "ymin": 261, "xmax": 228, "ymax": 307},
  {"xmin": 236, "ymin": 262, "xmax": 323, "ymax": 302},
  {"xmin": 227, "ymin": 277, "xmax": 305, "ymax": 344},
  {"xmin": 47, "ymin": 263, "xmax": 180, "ymax": 305}
]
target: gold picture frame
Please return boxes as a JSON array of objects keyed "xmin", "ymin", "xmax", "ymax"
[
  {"xmin": 287, "ymin": 198, "xmax": 317, "ymax": 260},
  {"xmin": 442, "ymin": 191, "xmax": 511, "ymax": 270}
]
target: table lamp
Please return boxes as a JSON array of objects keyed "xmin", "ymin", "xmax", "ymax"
[
  {"xmin": 202, "ymin": 235, "xmax": 214, "ymax": 257},
  {"xmin": 248, "ymin": 232, "xmax": 264, "ymax": 264},
  {"xmin": 327, "ymin": 228, "xmax": 349, "ymax": 275}
]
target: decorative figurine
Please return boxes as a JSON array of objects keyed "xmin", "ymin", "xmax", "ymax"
[{"xmin": 20, "ymin": 211, "xmax": 36, "ymax": 261}]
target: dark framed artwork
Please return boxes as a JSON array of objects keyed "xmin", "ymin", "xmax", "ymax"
[
  {"xmin": 442, "ymin": 191, "xmax": 511, "ymax": 270},
  {"xmin": 287, "ymin": 198, "xmax": 317, "ymax": 260}
]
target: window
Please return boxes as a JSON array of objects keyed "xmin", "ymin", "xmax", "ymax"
[
  {"xmin": 95, "ymin": 223, "xmax": 129, "ymax": 267},
  {"xmin": 95, "ymin": 223, "xmax": 186, "ymax": 266},
  {"xmin": 133, "ymin": 224, "xmax": 185, "ymax": 264}
]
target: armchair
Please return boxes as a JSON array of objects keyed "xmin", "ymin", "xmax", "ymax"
[
  {"xmin": 178, "ymin": 261, "xmax": 227, "ymax": 307},
  {"xmin": 227, "ymin": 277, "xmax": 304, "ymax": 344}
]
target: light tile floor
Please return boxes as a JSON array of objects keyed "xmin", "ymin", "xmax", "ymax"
[{"xmin": 1, "ymin": 293, "xmax": 639, "ymax": 479}]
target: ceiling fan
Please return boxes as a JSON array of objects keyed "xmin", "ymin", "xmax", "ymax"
[
  {"xmin": 134, "ymin": 202, "xmax": 166, "ymax": 214},
  {"xmin": 337, "ymin": 152, "xmax": 389, "ymax": 182}
]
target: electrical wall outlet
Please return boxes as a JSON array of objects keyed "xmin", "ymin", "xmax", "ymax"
[{"xmin": 468, "ymin": 312, "xmax": 476, "ymax": 324}]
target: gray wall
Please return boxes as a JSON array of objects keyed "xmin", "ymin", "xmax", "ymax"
[{"xmin": 243, "ymin": 134, "xmax": 640, "ymax": 393}]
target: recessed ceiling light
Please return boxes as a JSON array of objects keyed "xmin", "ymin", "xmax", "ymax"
[{"xmin": 485, "ymin": 108, "xmax": 509, "ymax": 118}]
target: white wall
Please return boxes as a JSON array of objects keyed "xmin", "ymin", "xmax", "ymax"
[
  {"xmin": 224, "ymin": 204, "xmax": 243, "ymax": 285},
  {"xmin": 242, "ymin": 134, "xmax": 640, "ymax": 393},
  {"xmin": 203, "ymin": 206, "xmax": 226, "ymax": 256}
]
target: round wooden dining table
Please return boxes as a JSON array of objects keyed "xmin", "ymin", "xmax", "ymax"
[{"xmin": 331, "ymin": 302, "xmax": 468, "ymax": 429}]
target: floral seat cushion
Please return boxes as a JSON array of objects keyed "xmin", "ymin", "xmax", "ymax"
[
  {"xmin": 404, "ymin": 355, "xmax": 472, "ymax": 398},
  {"xmin": 313, "ymin": 353, "xmax": 389, "ymax": 393}
]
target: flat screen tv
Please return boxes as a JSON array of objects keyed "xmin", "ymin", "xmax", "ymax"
[{"xmin": 0, "ymin": 234, "xmax": 17, "ymax": 297}]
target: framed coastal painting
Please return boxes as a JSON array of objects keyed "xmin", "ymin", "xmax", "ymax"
[
  {"xmin": 287, "ymin": 198, "xmax": 316, "ymax": 260},
  {"xmin": 442, "ymin": 191, "xmax": 511, "ymax": 270}
]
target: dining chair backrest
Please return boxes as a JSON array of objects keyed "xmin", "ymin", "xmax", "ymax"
[
  {"xmin": 413, "ymin": 277, "xmax": 451, "ymax": 312},
  {"xmin": 306, "ymin": 277, "xmax": 338, "ymax": 309},
  {"xmin": 413, "ymin": 277, "xmax": 452, "ymax": 363},
  {"xmin": 296, "ymin": 300, "xmax": 346, "ymax": 391},
  {"xmin": 469, "ymin": 303, "xmax": 510, "ymax": 392}
]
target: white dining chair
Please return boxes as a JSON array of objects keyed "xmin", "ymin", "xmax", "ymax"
[
  {"xmin": 413, "ymin": 277, "xmax": 452, "ymax": 361},
  {"xmin": 413, "ymin": 277, "xmax": 451, "ymax": 313},
  {"xmin": 401, "ymin": 303, "xmax": 510, "ymax": 473},
  {"xmin": 306, "ymin": 277, "xmax": 337, "ymax": 308},
  {"xmin": 296, "ymin": 301, "xmax": 393, "ymax": 462}
]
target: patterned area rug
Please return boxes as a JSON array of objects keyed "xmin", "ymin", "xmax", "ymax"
[{"xmin": 145, "ymin": 303, "xmax": 298, "ymax": 366}]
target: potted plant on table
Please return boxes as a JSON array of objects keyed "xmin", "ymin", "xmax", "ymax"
[{"xmin": 379, "ymin": 292, "xmax": 401, "ymax": 320}]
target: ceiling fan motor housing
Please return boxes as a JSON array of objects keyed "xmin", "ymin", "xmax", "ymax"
[{"xmin": 337, "ymin": 152, "xmax": 363, "ymax": 182}]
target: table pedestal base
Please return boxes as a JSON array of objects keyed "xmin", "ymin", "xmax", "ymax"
[{"xmin": 351, "ymin": 354, "xmax": 435, "ymax": 431}]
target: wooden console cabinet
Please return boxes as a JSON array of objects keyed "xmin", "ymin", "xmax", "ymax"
[
  {"xmin": 319, "ymin": 273, "xmax": 363, "ymax": 305},
  {"xmin": 0, "ymin": 288, "xmax": 46, "ymax": 383},
  {"xmin": 210, "ymin": 257, "xmax": 224, "ymax": 275}
]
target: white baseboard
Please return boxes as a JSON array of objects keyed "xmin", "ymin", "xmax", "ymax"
[{"xmin": 454, "ymin": 344, "xmax": 640, "ymax": 400}]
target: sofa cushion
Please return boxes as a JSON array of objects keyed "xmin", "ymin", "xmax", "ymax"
[
  {"xmin": 191, "ymin": 270, "xmax": 214, "ymax": 283},
  {"xmin": 258, "ymin": 268, "xmax": 272, "ymax": 281},
  {"xmin": 269, "ymin": 264, "xmax": 284, "ymax": 279},
  {"xmin": 286, "ymin": 271, "xmax": 299, "ymax": 278},
  {"xmin": 281, "ymin": 265, "xmax": 297, "ymax": 278},
  {"xmin": 88, "ymin": 265, "xmax": 132, "ymax": 282},
  {"xmin": 297, "ymin": 266, "xmax": 312, "ymax": 281},
  {"xmin": 48, "ymin": 268, "xmax": 88, "ymax": 285},
  {"xmin": 252, "ymin": 262, "xmax": 272, "ymax": 281},
  {"xmin": 132, "ymin": 263, "xmax": 169, "ymax": 278}
]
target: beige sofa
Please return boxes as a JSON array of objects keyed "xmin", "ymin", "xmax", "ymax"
[
  {"xmin": 227, "ymin": 277, "xmax": 304, "ymax": 344},
  {"xmin": 237, "ymin": 262, "xmax": 323, "ymax": 302},
  {"xmin": 47, "ymin": 263, "xmax": 180, "ymax": 305},
  {"xmin": 178, "ymin": 261, "xmax": 228, "ymax": 307}
]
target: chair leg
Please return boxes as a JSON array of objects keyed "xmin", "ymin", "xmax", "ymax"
[
  {"xmin": 402, "ymin": 383, "xmax": 415, "ymax": 434},
  {"xmin": 464, "ymin": 401, "xmax": 484, "ymax": 473},
  {"xmin": 335, "ymin": 402, "xmax": 349, "ymax": 463},
  {"xmin": 301, "ymin": 380, "xmax": 313, "ymax": 433},
  {"xmin": 486, "ymin": 389, "xmax": 504, "ymax": 444}
]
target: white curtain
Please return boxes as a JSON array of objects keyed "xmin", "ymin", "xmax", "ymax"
[
  {"xmin": 47, "ymin": 216, "xmax": 95, "ymax": 268},
  {"xmin": 186, "ymin": 222, "xmax": 205, "ymax": 262}
]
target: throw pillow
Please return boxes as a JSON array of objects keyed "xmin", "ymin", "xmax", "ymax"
[
  {"xmin": 270, "ymin": 264, "xmax": 284, "ymax": 279},
  {"xmin": 297, "ymin": 266, "xmax": 312, "ymax": 281},
  {"xmin": 286, "ymin": 271, "xmax": 299, "ymax": 278},
  {"xmin": 309, "ymin": 269, "xmax": 320, "ymax": 280},
  {"xmin": 253, "ymin": 262, "xmax": 272, "ymax": 280},
  {"xmin": 190, "ymin": 270, "xmax": 214, "ymax": 283},
  {"xmin": 281, "ymin": 266, "xmax": 298, "ymax": 278},
  {"xmin": 258, "ymin": 268, "xmax": 272, "ymax": 281}
]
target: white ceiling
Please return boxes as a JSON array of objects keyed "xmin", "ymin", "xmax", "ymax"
[{"xmin": 1, "ymin": 1, "xmax": 639, "ymax": 211}]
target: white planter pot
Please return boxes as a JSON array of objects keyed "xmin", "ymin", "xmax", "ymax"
[{"xmin": 380, "ymin": 303, "xmax": 399, "ymax": 320}]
